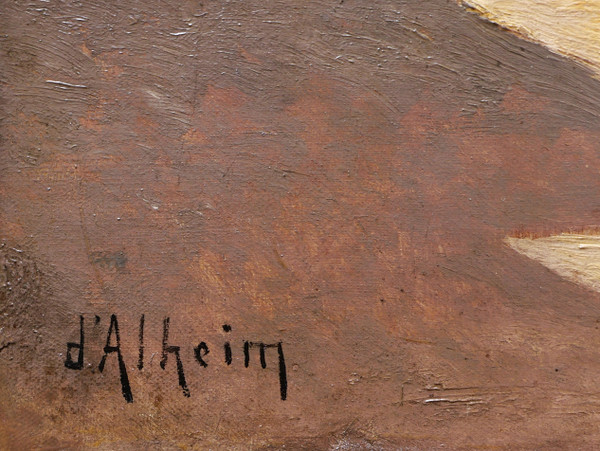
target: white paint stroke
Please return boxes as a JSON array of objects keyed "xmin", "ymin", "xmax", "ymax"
[
  {"xmin": 461, "ymin": 0, "xmax": 600, "ymax": 76},
  {"xmin": 506, "ymin": 234, "xmax": 600, "ymax": 292}
]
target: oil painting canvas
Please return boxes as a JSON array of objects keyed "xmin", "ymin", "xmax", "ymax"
[{"xmin": 2, "ymin": 0, "xmax": 600, "ymax": 449}]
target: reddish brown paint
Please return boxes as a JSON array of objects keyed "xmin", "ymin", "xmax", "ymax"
[{"xmin": 2, "ymin": 0, "xmax": 600, "ymax": 449}]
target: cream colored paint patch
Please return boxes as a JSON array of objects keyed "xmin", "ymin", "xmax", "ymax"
[
  {"xmin": 506, "ymin": 234, "xmax": 600, "ymax": 292},
  {"xmin": 462, "ymin": 0, "xmax": 600, "ymax": 75}
]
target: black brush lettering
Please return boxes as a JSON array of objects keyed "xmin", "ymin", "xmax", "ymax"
[
  {"xmin": 161, "ymin": 317, "xmax": 190, "ymax": 397},
  {"xmin": 138, "ymin": 314, "xmax": 144, "ymax": 370},
  {"xmin": 194, "ymin": 341, "xmax": 209, "ymax": 367},
  {"xmin": 98, "ymin": 314, "xmax": 133, "ymax": 403},
  {"xmin": 64, "ymin": 315, "xmax": 84, "ymax": 370}
]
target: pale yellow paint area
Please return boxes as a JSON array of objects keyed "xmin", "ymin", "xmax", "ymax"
[
  {"xmin": 506, "ymin": 234, "xmax": 600, "ymax": 292},
  {"xmin": 462, "ymin": 0, "xmax": 600, "ymax": 75}
]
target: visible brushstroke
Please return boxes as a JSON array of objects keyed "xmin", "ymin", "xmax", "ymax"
[
  {"xmin": 160, "ymin": 317, "xmax": 190, "ymax": 398},
  {"xmin": 242, "ymin": 341, "xmax": 287, "ymax": 401},
  {"xmin": 98, "ymin": 314, "xmax": 133, "ymax": 403},
  {"xmin": 506, "ymin": 234, "xmax": 600, "ymax": 293},
  {"xmin": 4, "ymin": 0, "xmax": 600, "ymax": 447},
  {"xmin": 64, "ymin": 315, "xmax": 84, "ymax": 370},
  {"xmin": 45, "ymin": 80, "xmax": 88, "ymax": 89},
  {"xmin": 138, "ymin": 314, "xmax": 144, "ymax": 370},
  {"xmin": 223, "ymin": 324, "xmax": 232, "ymax": 366},
  {"xmin": 462, "ymin": 0, "xmax": 600, "ymax": 75},
  {"xmin": 193, "ymin": 341, "xmax": 209, "ymax": 367}
]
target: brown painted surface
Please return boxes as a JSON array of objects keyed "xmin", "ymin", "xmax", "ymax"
[
  {"xmin": 462, "ymin": 0, "xmax": 600, "ymax": 76},
  {"xmin": 2, "ymin": 0, "xmax": 600, "ymax": 449}
]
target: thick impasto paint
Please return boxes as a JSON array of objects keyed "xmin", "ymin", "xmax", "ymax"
[{"xmin": 2, "ymin": 0, "xmax": 600, "ymax": 449}]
